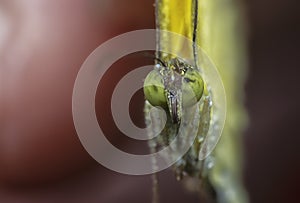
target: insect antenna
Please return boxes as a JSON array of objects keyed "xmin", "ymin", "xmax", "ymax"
[{"xmin": 192, "ymin": 0, "xmax": 199, "ymax": 69}]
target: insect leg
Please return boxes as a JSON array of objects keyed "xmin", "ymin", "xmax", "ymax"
[{"xmin": 145, "ymin": 101, "xmax": 161, "ymax": 203}]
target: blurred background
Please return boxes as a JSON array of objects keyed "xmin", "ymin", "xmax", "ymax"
[{"xmin": 0, "ymin": 0, "xmax": 299, "ymax": 202}]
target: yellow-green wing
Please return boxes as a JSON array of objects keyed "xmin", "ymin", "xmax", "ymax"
[
  {"xmin": 156, "ymin": 0, "xmax": 194, "ymax": 60},
  {"xmin": 197, "ymin": 1, "xmax": 248, "ymax": 203}
]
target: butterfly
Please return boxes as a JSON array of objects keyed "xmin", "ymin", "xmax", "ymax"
[{"xmin": 143, "ymin": 0, "xmax": 217, "ymax": 202}]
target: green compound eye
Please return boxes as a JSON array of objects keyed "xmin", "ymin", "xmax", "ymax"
[
  {"xmin": 143, "ymin": 70, "xmax": 168, "ymax": 108},
  {"xmin": 182, "ymin": 69, "xmax": 204, "ymax": 107},
  {"xmin": 144, "ymin": 68, "xmax": 205, "ymax": 109}
]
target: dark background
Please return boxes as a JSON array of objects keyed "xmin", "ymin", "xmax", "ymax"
[
  {"xmin": 0, "ymin": 0, "xmax": 299, "ymax": 202},
  {"xmin": 244, "ymin": 0, "xmax": 300, "ymax": 202}
]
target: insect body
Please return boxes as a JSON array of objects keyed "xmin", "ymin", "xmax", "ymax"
[
  {"xmin": 143, "ymin": 57, "xmax": 213, "ymax": 180},
  {"xmin": 143, "ymin": 0, "xmax": 219, "ymax": 202}
]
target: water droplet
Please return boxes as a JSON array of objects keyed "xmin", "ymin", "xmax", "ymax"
[
  {"xmin": 198, "ymin": 136, "xmax": 204, "ymax": 142},
  {"xmin": 207, "ymin": 161, "xmax": 214, "ymax": 169}
]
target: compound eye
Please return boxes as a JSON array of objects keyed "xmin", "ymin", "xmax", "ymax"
[
  {"xmin": 143, "ymin": 70, "xmax": 168, "ymax": 108},
  {"xmin": 182, "ymin": 69, "xmax": 204, "ymax": 107}
]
